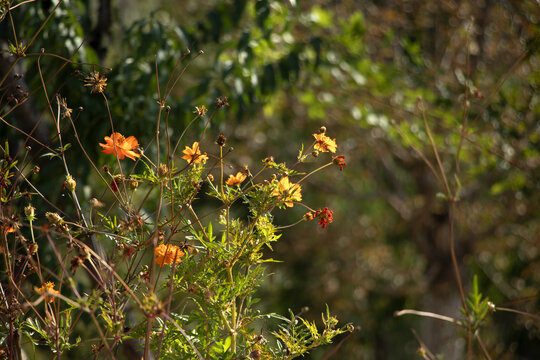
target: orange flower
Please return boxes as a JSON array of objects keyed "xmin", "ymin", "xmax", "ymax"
[
  {"xmin": 3, "ymin": 225, "xmax": 15, "ymax": 235},
  {"xmin": 36, "ymin": 282, "xmax": 59, "ymax": 303},
  {"xmin": 313, "ymin": 133, "xmax": 337, "ymax": 153},
  {"xmin": 226, "ymin": 172, "xmax": 247, "ymax": 186},
  {"xmin": 154, "ymin": 244, "xmax": 185, "ymax": 267},
  {"xmin": 182, "ymin": 142, "xmax": 208, "ymax": 165},
  {"xmin": 99, "ymin": 132, "xmax": 141, "ymax": 160},
  {"xmin": 272, "ymin": 177, "xmax": 302, "ymax": 207}
]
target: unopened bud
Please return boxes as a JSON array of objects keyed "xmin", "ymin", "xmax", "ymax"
[
  {"xmin": 129, "ymin": 179, "xmax": 139, "ymax": 190},
  {"xmin": 46, "ymin": 212, "xmax": 63, "ymax": 226},
  {"xmin": 319, "ymin": 126, "xmax": 326, "ymax": 134},
  {"xmin": 64, "ymin": 175, "xmax": 76, "ymax": 191},
  {"xmin": 24, "ymin": 205, "xmax": 35, "ymax": 221},
  {"xmin": 28, "ymin": 242, "xmax": 39, "ymax": 255},
  {"xmin": 303, "ymin": 212, "xmax": 314, "ymax": 221}
]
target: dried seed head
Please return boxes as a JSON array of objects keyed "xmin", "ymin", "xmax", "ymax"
[
  {"xmin": 215, "ymin": 96, "xmax": 229, "ymax": 108},
  {"xmin": 249, "ymin": 350, "xmax": 262, "ymax": 359},
  {"xmin": 216, "ymin": 133, "xmax": 227, "ymax": 147},
  {"xmin": 157, "ymin": 163, "xmax": 169, "ymax": 177},
  {"xmin": 90, "ymin": 198, "xmax": 105, "ymax": 208}
]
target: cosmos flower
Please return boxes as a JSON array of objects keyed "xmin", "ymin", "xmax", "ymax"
[
  {"xmin": 154, "ymin": 244, "xmax": 185, "ymax": 267},
  {"xmin": 272, "ymin": 177, "xmax": 302, "ymax": 207},
  {"xmin": 182, "ymin": 142, "xmax": 208, "ymax": 165},
  {"xmin": 226, "ymin": 172, "xmax": 247, "ymax": 186},
  {"xmin": 313, "ymin": 133, "xmax": 337, "ymax": 153},
  {"xmin": 99, "ymin": 133, "xmax": 141, "ymax": 160},
  {"xmin": 36, "ymin": 282, "xmax": 59, "ymax": 303}
]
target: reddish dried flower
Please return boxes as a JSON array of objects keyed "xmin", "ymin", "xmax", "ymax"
[
  {"xmin": 333, "ymin": 156, "xmax": 347, "ymax": 171},
  {"xmin": 314, "ymin": 207, "xmax": 334, "ymax": 229},
  {"xmin": 110, "ymin": 176, "xmax": 122, "ymax": 192}
]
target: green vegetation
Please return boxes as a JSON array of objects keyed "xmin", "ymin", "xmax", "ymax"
[{"xmin": 1, "ymin": 0, "xmax": 539, "ymax": 359}]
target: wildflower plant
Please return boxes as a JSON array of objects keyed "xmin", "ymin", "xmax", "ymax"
[{"xmin": 0, "ymin": 4, "xmax": 351, "ymax": 358}]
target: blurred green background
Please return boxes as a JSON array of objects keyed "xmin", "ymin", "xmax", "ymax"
[{"xmin": 3, "ymin": 0, "xmax": 540, "ymax": 358}]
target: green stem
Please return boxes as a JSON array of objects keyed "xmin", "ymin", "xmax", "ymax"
[
  {"xmin": 226, "ymin": 266, "xmax": 237, "ymax": 354},
  {"xmin": 296, "ymin": 162, "xmax": 333, "ymax": 185}
]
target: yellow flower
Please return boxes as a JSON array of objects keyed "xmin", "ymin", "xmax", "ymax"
[
  {"xmin": 272, "ymin": 177, "xmax": 302, "ymax": 207},
  {"xmin": 225, "ymin": 172, "xmax": 247, "ymax": 186},
  {"xmin": 99, "ymin": 132, "xmax": 141, "ymax": 160},
  {"xmin": 182, "ymin": 142, "xmax": 208, "ymax": 165},
  {"xmin": 313, "ymin": 133, "xmax": 337, "ymax": 153},
  {"xmin": 154, "ymin": 244, "xmax": 185, "ymax": 267},
  {"xmin": 36, "ymin": 282, "xmax": 59, "ymax": 303}
]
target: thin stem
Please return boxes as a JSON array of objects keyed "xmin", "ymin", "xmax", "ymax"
[
  {"xmin": 296, "ymin": 162, "xmax": 333, "ymax": 185},
  {"xmin": 418, "ymin": 98, "xmax": 451, "ymax": 196},
  {"xmin": 475, "ymin": 332, "xmax": 492, "ymax": 360},
  {"xmin": 227, "ymin": 266, "xmax": 237, "ymax": 354},
  {"xmin": 394, "ymin": 309, "xmax": 464, "ymax": 327}
]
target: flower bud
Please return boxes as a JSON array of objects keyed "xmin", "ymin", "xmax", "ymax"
[
  {"xmin": 319, "ymin": 126, "xmax": 326, "ymax": 134},
  {"xmin": 129, "ymin": 179, "xmax": 139, "ymax": 190},
  {"xmin": 64, "ymin": 175, "xmax": 76, "ymax": 191},
  {"xmin": 303, "ymin": 212, "xmax": 314, "ymax": 221},
  {"xmin": 24, "ymin": 205, "xmax": 35, "ymax": 221},
  {"xmin": 28, "ymin": 242, "xmax": 39, "ymax": 255},
  {"xmin": 46, "ymin": 212, "xmax": 63, "ymax": 226}
]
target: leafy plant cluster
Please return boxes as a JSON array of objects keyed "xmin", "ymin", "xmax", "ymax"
[{"xmin": 0, "ymin": 1, "xmax": 352, "ymax": 359}]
